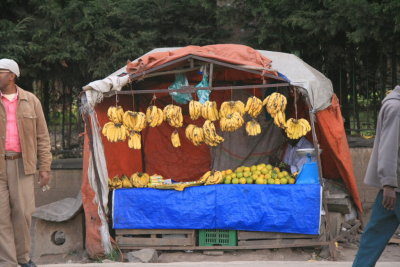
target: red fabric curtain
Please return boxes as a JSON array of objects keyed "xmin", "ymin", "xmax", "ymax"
[
  {"xmin": 95, "ymin": 97, "xmax": 143, "ymax": 178},
  {"xmin": 316, "ymin": 95, "xmax": 363, "ymax": 212}
]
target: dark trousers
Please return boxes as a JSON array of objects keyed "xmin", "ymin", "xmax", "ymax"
[{"xmin": 353, "ymin": 190, "xmax": 400, "ymax": 267}]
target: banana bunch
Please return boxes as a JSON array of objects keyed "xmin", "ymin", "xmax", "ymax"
[
  {"xmin": 185, "ymin": 124, "xmax": 205, "ymax": 146},
  {"xmin": 263, "ymin": 92, "xmax": 287, "ymax": 128},
  {"xmin": 130, "ymin": 172, "xmax": 150, "ymax": 188},
  {"xmin": 273, "ymin": 111, "xmax": 286, "ymax": 128},
  {"xmin": 107, "ymin": 106, "xmax": 124, "ymax": 124},
  {"xmin": 285, "ymin": 118, "xmax": 311, "ymax": 139},
  {"xmin": 171, "ymin": 130, "xmax": 181, "ymax": 148},
  {"xmin": 220, "ymin": 112, "xmax": 245, "ymax": 132},
  {"xmin": 263, "ymin": 92, "xmax": 287, "ymax": 116},
  {"xmin": 102, "ymin": 122, "xmax": 128, "ymax": 142},
  {"xmin": 189, "ymin": 100, "xmax": 203, "ymax": 120},
  {"xmin": 204, "ymin": 171, "xmax": 224, "ymax": 185},
  {"xmin": 245, "ymin": 119, "xmax": 262, "ymax": 136},
  {"xmin": 121, "ymin": 175, "xmax": 133, "ymax": 188},
  {"xmin": 108, "ymin": 176, "xmax": 122, "ymax": 189},
  {"xmin": 128, "ymin": 132, "xmax": 142, "ymax": 149},
  {"xmin": 146, "ymin": 105, "xmax": 164, "ymax": 127},
  {"xmin": 198, "ymin": 170, "xmax": 212, "ymax": 183},
  {"xmin": 203, "ymin": 120, "xmax": 224, "ymax": 146},
  {"xmin": 219, "ymin": 101, "xmax": 245, "ymax": 132},
  {"xmin": 123, "ymin": 111, "xmax": 147, "ymax": 132},
  {"xmin": 220, "ymin": 101, "xmax": 246, "ymax": 117},
  {"xmin": 201, "ymin": 101, "xmax": 219, "ymax": 121},
  {"xmin": 245, "ymin": 96, "xmax": 263, "ymax": 118},
  {"xmin": 163, "ymin": 104, "xmax": 183, "ymax": 128}
]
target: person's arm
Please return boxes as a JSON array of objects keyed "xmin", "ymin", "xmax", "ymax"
[
  {"xmin": 34, "ymin": 98, "xmax": 52, "ymax": 186},
  {"xmin": 295, "ymin": 156, "xmax": 308, "ymax": 173},
  {"xmin": 377, "ymin": 103, "xmax": 399, "ymax": 209}
]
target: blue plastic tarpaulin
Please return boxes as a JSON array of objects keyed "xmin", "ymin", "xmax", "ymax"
[{"xmin": 113, "ymin": 184, "xmax": 321, "ymax": 234}]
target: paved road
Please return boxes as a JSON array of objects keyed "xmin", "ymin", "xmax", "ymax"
[{"xmin": 41, "ymin": 261, "xmax": 400, "ymax": 267}]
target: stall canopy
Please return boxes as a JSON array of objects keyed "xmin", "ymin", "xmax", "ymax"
[{"xmin": 81, "ymin": 44, "xmax": 361, "ymax": 257}]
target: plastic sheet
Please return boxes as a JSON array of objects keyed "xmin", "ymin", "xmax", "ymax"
[
  {"xmin": 195, "ymin": 74, "xmax": 210, "ymax": 104},
  {"xmin": 168, "ymin": 73, "xmax": 192, "ymax": 104},
  {"xmin": 113, "ymin": 184, "xmax": 321, "ymax": 234}
]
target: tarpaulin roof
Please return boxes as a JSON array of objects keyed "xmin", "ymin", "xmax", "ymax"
[{"xmin": 85, "ymin": 45, "xmax": 333, "ymax": 111}]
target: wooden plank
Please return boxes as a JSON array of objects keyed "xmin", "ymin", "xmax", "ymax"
[
  {"xmin": 116, "ymin": 229, "xmax": 194, "ymax": 235},
  {"xmin": 116, "ymin": 229, "xmax": 196, "ymax": 247},
  {"xmin": 119, "ymin": 240, "xmax": 329, "ymax": 251},
  {"xmin": 333, "ymin": 221, "xmax": 361, "ymax": 242},
  {"xmin": 326, "ymin": 198, "xmax": 351, "ymax": 214},
  {"xmin": 117, "ymin": 236, "xmax": 194, "ymax": 247},
  {"xmin": 238, "ymin": 231, "xmax": 318, "ymax": 240},
  {"xmin": 238, "ymin": 238, "xmax": 316, "ymax": 247},
  {"xmin": 389, "ymin": 238, "xmax": 400, "ymax": 244}
]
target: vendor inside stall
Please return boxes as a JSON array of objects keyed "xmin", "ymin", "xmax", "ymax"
[{"xmin": 282, "ymin": 136, "xmax": 315, "ymax": 174}]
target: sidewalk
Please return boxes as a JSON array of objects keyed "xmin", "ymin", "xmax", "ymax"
[{"xmin": 41, "ymin": 261, "xmax": 400, "ymax": 267}]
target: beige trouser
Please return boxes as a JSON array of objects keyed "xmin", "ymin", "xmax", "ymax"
[{"xmin": 0, "ymin": 152, "xmax": 35, "ymax": 267}]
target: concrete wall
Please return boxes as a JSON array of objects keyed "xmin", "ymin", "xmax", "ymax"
[{"xmin": 34, "ymin": 159, "xmax": 83, "ymax": 207}]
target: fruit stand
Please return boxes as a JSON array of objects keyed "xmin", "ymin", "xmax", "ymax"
[{"xmin": 80, "ymin": 44, "xmax": 362, "ymax": 259}]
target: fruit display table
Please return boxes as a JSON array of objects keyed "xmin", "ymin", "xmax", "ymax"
[{"xmin": 113, "ymin": 184, "xmax": 322, "ymax": 235}]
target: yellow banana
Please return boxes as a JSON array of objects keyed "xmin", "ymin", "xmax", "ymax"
[
  {"xmin": 171, "ymin": 130, "xmax": 181, "ymax": 147},
  {"xmin": 263, "ymin": 92, "xmax": 287, "ymax": 116},
  {"xmin": 128, "ymin": 132, "xmax": 141, "ymax": 149},
  {"xmin": 189, "ymin": 100, "xmax": 202, "ymax": 120},
  {"xmin": 164, "ymin": 104, "xmax": 183, "ymax": 127},
  {"xmin": 203, "ymin": 120, "xmax": 224, "ymax": 146},
  {"xmin": 199, "ymin": 170, "xmax": 211, "ymax": 183},
  {"xmin": 285, "ymin": 118, "xmax": 310, "ymax": 139},
  {"xmin": 245, "ymin": 119, "xmax": 262, "ymax": 136},
  {"xmin": 146, "ymin": 105, "xmax": 164, "ymax": 127},
  {"xmin": 245, "ymin": 96, "xmax": 263, "ymax": 118}
]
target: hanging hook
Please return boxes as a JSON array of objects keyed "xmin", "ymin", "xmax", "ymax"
[
  {"xmin": 115, "ymin": 93, "xmax": 119, "ymax": 106},
  {"xmin": 149, "ymin": 93, "xmax": 157, "ymax": 106},
  {"xmin": 294, "ymin": 87, "xmax": 298, "ymax": 120},
  {"xmin": 129, "ymin": 82, "xmax": 135, "ymax": 110}
]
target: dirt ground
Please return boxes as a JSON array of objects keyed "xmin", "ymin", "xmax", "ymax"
[{"xmin": 35, "ymin": 238, "xmax": 400, "ymax": 265}]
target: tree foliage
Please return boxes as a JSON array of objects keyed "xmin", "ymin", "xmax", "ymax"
[{"xmin": 0, "ymin": 0, "xmax": 399, "ymax": 151}]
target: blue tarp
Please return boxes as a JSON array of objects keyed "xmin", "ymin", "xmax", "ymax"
[{"xmin": 113, "ymin": 184, "xmax": 322, "ymax": 235}]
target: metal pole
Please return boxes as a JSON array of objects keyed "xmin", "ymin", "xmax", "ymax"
[
  {"xmin": 302, "ymin": 90, "xmax": 337, "ymax": 260},
  {"xmin": 103, "ymin": 83, "xmax": 290, "ymax": 97}
]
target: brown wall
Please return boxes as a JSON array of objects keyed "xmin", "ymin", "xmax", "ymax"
[{"xmin": 349, "ymin": 148, "xmax": 378, "ymax": 216}]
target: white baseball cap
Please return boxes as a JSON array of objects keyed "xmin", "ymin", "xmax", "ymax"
[{"xmin": 0, "ymin": 58, "xmax": 20, "ymax": 77}]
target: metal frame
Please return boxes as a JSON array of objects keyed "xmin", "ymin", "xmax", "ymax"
[
  {"xmin": 128, "ymin": 54, "xmax": 287, "ymax": 83},
  {"xmin": 100, "ymin": 56, "xmax": 346, "ymax": 260},
  {"xmin": 103, "ymin": 82, "xmax": 290, "ymax": 97}
]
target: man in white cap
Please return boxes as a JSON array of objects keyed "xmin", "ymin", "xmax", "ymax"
[{"xmin": 0, "ymin": 59, "xmax": 52, "ymax": 267}]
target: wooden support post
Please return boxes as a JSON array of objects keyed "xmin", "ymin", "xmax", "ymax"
[{"xmin": 301, "ymin": 87, "xmax": 338, "ymax": 260}]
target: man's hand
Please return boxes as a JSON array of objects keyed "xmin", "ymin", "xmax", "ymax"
[
  {"xmin": 38, "ymin": 171, "xmax": 51, "ymax": 187},
  {"xmin": 382, "ymin": 186, "xmax": 397, "ymax": 210}
]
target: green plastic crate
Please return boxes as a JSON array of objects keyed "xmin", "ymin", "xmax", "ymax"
[{"xmin": 198, "ymin": 229, "xmax": 237, "ymax": 246}]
